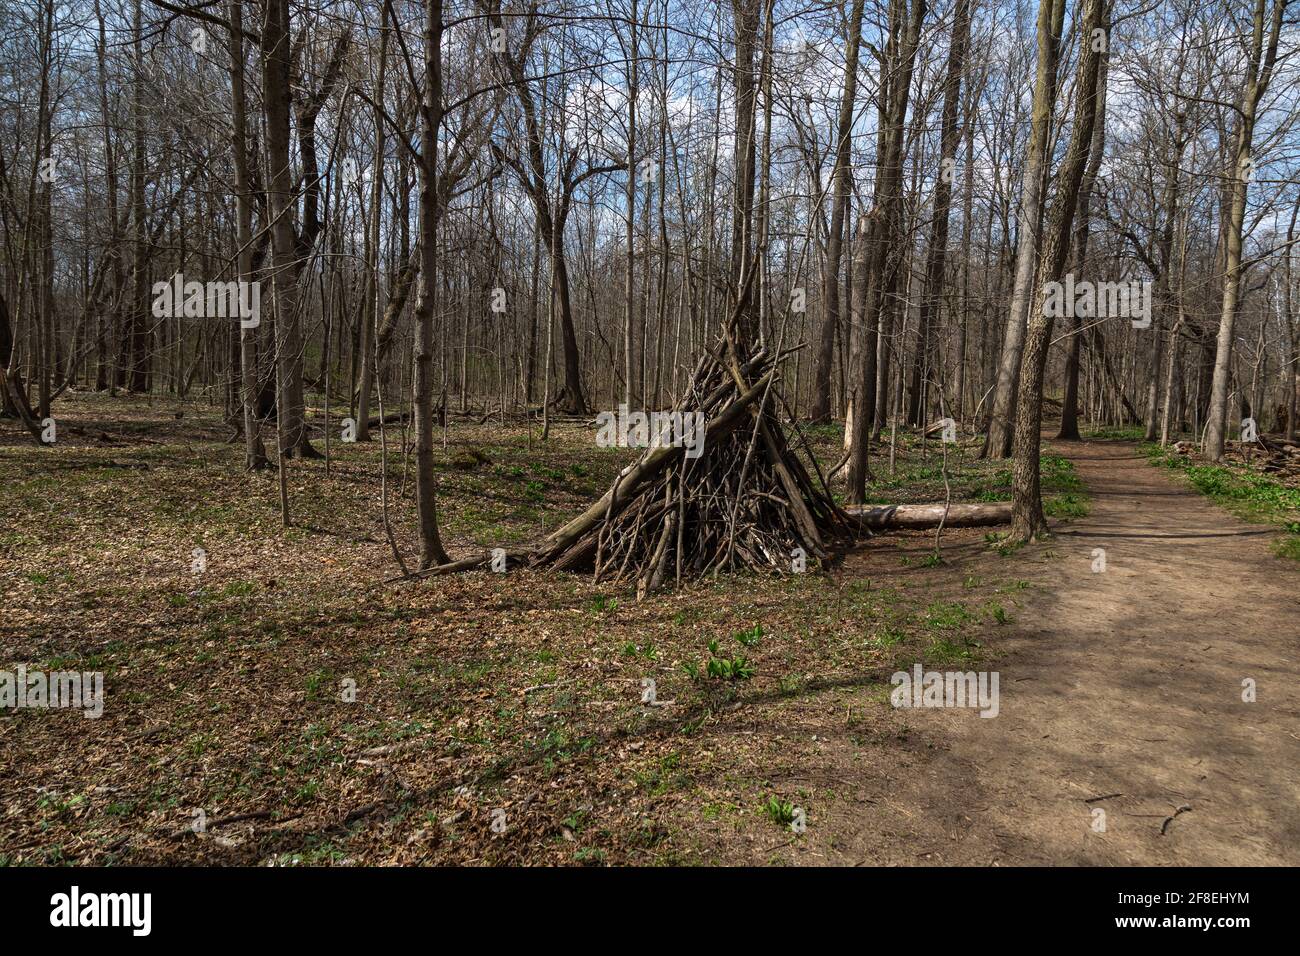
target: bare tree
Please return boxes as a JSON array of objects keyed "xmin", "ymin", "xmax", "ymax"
[{"xmin": 1203, "ymin": 0, "xmax": 1287, "ymax": 460}]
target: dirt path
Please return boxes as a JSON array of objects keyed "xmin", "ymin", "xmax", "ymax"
[{"xmin": 789, "ymin": 440, "xmax": 1300, "ymax": 865}]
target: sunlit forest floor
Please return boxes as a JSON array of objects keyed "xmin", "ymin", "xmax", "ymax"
[{"xmin": 1, "ymin": 389, "xmax": 1288, "ymax": 865}]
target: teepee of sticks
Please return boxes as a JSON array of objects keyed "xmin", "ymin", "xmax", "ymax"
[{"xmin": 526, "ymin": 323, "xmax": 859, "ymax": 597}]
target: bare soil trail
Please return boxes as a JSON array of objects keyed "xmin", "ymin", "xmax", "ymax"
[{"xmin": 775, "ymin": 439, "xmax": 1300, "ymax": 865}]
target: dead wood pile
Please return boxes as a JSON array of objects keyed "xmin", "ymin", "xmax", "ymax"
[{"xmin": 528, "ymin": 338, "xmax": 856, "ymax": 597}]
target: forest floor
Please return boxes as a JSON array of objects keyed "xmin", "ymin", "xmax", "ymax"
[{"xmin": 1, "ymin": 392, "xmax": 1296, "ymax": 865}]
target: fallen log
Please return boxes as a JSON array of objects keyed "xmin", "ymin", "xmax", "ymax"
[{"xmin": 844, "ymin": 502, "xmax": 1012, "ymax": 530}]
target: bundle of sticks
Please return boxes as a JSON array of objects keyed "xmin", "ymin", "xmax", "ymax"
[{"xmin": 527, "ymin": 338, "xmax": 856, "ymax": 597}]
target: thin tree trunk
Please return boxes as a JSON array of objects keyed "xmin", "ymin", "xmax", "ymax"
[
  {"xmin": 356, "ymin": 20, "xmax": 390, "ymax": 443},
  {"xmin": 228, "ymin": 0, "xmax": 267, "ymax": 470},
  {"xmin": 906, "ymin": 0, "xmax": 969, "ymax": 428}
]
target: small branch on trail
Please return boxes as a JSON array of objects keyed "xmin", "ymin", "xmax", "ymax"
[{"xmin": 1160, "ymin": 804, "xmax": 1193, "ymax": 835}]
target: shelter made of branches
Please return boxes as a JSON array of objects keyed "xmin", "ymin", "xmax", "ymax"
[{"xmin": 527, "ymin": 335, "xmax": 857, "ymax": 597}]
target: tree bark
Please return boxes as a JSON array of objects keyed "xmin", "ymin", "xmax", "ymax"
[
  {"xmin": 906, "ymin": 0, "xmax": 970, "ymax": 427},
  {"xmin": 356, "ymin": 19, "xmax": 390, "ymax": 443},
  {"xmin": 810, "ymin": 0, "xmax": 867, "ymax": 423},
  {"xmin": 228, "ymin": 0, "xmax": 267, "ymax": 470},
  {"xmin": 1204, "ymin": 0, "xmax": 1285, "ymax": 460},
  {"xmin": 984, "ymin": 0, "xmax": 1066, "ymax": 458},
  {"xmin": 1010, "ymin": 0, "xmax": 1105, "ymax": 542},
  {"xmin": 411, "ymin": 0, "xmax": 451, "ymax": 568},
  {"xmin": 261, "ymin": 0, "xmax": 316, "ymax": 459}
]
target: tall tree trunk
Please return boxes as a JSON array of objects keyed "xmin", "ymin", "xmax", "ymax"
[
  {"xmin": 128, "ymin": 0, "xmax": 149, "ymax": 394},
  {"xmin": 411, "ymin": 0, "xmax": 451, "ymax": 568},
  {"xmin": 624, "ymin": 0, "xmax": 639, "ymax": 408},
  {"xmin": 875, "ymin": 0, "xmax": 924, "ymax": 439},
  {"xmin": 261, "ymin": 0, "xmax": 315, "ymax": 460},
  {"xmin": 845, "ymin": 212, "xmax": 875, "ymax": 499},
  {"xmin": 1057, "ymin": 41, "xmax": 1109, "ymax": 441},
  {"xmin": 1010, "ymin": 0, "xmax": 1105, "ymax": 541},
  {"xmin": 906, "ymin": 0, "xmax": 969, "ymax": 428},
  {"xmin": 810, "ymin": 0, "xmax": 867, "ymax": 423},
  {"xmin": 91, "ymin": 0, "xmax": 118, "ymax": 394},
  {"xmin": 984, "ymin": 0, "xmax": 1066, "ymax": 457},
  {"xmin": 1285, "ymin": 198, "xmax": 1298, "ymax": 440},
  {"xmin": 229, "ymin": 0, "xmax": 267, "ymax": 470},
  {"xmin": 356, "ymin": 20, "xmax": 390, "ymax": 443},
  {"xmin": 1143, "ymin": 125, "xmax": 1186, "ymax": 442},
  {"xmin": 729, "ymin": 0, "xmax": 762, "ymax": 342},
  {"xmin": 1204, "ymin": 0, "xmax": 1286, "ymax": 460},
  {"xmin": 845, "ymin": 0, "xmax": 924, "ymax": 501}
]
